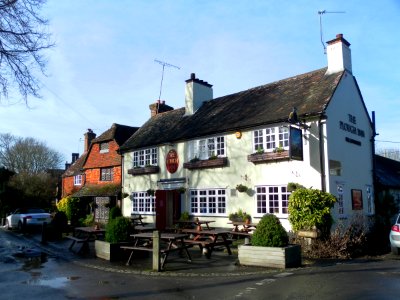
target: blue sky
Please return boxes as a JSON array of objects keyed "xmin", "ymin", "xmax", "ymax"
[{"xmin": 1, "ymin": 0, "xmax": 399, "ymax": 165}]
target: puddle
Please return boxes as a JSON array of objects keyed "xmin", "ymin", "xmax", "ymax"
[{"xmin": 22, "ymin": 275, "xmax": 80, "ymax": 288}]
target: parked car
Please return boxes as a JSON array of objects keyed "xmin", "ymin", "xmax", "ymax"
[
  {"xmin": 6, "ymin": 208, "xmax": 52, "ymax": 231},
  {"xmin": 389, "ymin": 213, "xmax": 400, "ymax": 254}
]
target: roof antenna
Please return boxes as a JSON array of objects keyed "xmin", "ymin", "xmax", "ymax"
[
  {"xmin": 318, "ymin": 10, "xmax": 345, "ymax": 54},
  {"xmin": 154, "ymin": 59, "xmax": 180, "ymax": 102}
]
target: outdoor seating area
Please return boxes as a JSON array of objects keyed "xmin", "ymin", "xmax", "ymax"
[{"xmin": 63, "ymin": 216, "xmax": 254, "ymax": 271}]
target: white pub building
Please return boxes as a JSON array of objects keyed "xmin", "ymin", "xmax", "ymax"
[{"xmin": 120, "ymin": 34, "xmax": 374, "ymax": 231}]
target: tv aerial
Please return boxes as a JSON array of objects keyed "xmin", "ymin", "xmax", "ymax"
[
  {"xmin": 154, "ymin": 59, "xmax": 180, "ymax": 101},
  {"xmin": 318, "ymin": 10, "xmax": 345, "ymax": 54}
]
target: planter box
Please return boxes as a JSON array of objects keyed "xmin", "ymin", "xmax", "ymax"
[
  {"xmin": 238, "ymin": 244, "xmax": 301, "ymax": 269},
  {"xmin": 127, "ymin": 166, "xmax": 160, "ymax": 176},
  {"xmin": 94, "ymin": 240, "xmax": 131, "ymax": 261},
  {"xmin": 247, "ymin": 151, "xmax": 290, "ymax": 164},
  {"xmin": 183, "ymin": 157, "xmax": 228, "ymax": 170}
]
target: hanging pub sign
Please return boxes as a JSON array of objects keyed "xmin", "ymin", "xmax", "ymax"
[
  {"xmin": 166, "ymin": 149, "xmax": 179, "ymax": 174},
  {"xmin": 289, "ymin": 126, "xmax": 303, "ymax": 161}
]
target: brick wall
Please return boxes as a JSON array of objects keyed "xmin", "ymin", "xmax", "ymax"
[
  {"xmin": 62, "ymin": 176, "xmax": 82, "ymax": 198},
  {"xmin": 84, "ymin": 141, "xmax": 121, "ymax": 169}
]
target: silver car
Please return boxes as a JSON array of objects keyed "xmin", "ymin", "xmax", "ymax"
[
  {"xmin": 389, "ymin": 213, "xmax": 400, "ymax": 254},
  {"xmin": 6, "ymin": 208, "xmax": 52, "ymax": 230}
]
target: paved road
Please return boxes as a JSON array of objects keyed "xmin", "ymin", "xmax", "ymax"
[{"xmin": 1, "ymin": 228, "xmax": 400, "ymax": 299}]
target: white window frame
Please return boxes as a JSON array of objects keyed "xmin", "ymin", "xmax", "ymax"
[
  {"xmin": 190, "ymin": 188, "xmax": 226, "ymax": 215},
  {"xmin": 74, "ymin": 174, "xmax": 82, "ymax": 186},
  {"xmin": 133, "ymin": 147, "xmax": 158, "ymax": 167},
  {"xmin": 188, "ymin": 136, "xmax": 226, "ymax": 160},
  {"xmin": 131, "ymin": 191, "xmax": 155, "ymax": 214},
  {"xmin": 253, "ymin": 126, "xmax": 289, "ymax": 152},
  {"xmin": 100, "ymin": 167, "xmax": 113, "ymax": 181},
  {"xmin": 99, "ymin": 142, "xmax": 109, "ymax": 153},
  {"xmin": 255, "ymin": 185, "xmax": 290, "ymax": 217}
]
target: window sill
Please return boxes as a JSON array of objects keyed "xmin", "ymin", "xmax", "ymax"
[
  {"xmin": 247, "ymin": 150, "xmax": 290, "ymax": 164},
  {"xmin": 183, "ymin": 157, "xmax": 228, "ymax": 170},
  {"xmin": 128, "ymin": 166, "xmax": 160, "ymax": 176}
]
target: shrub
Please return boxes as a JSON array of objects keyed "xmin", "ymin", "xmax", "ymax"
[
  {"xmin": 105, "ymin": 217, "xmax": 132, "ymax": 243},
  {"xmin": 80, "ymin": 214, "xmax": 94, "ymax": 226},
  {"xmin": 251, "ymin": 214, "xmax": 288, "ymax": 247},
  {"xmin": 288, "ymin": 188, "xmax": 336, "ymax": 237},
  {"xmin": 56, "ymin": 196, "xmax": 82, "ymax": 225},
  {"xmin": 301, "ymin": 214, "xmax": 370, "ymax": 259},
  {"xmin": 180, "ymin": 211, "xmax": 190, "ymax": 221},
  {"xmin": 109, "ymin": 206, "xmax": 122, "ymax": 221}
]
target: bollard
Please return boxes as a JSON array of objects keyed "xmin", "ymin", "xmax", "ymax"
[
  {"xmin": 152, "ymin": 230, "xmax": 161, "ymax": 272},
  {"xmin": 41, "ymin": 222, "xmax": 47, "ymax": 244},
  {"xmin": 22, "ymin": 217, "xmax": 27, "ymax": 233}
]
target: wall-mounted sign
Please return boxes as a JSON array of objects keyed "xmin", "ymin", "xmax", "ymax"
[
  {"xmin": 289, "ymin": 126, "xmax": 303, "ymax": 161},
  {"xmin": 166, "ymin": 149, "xmax": 179, "ymax": 174}
]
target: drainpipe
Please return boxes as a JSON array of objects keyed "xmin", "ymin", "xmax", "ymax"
[
  {"xmin": 319, "ymin": 117, "xmax": 327, "ymax": 192},
  {"xmin": 371, "ymin": 111, "xmax": 377, "ymax": 206}
]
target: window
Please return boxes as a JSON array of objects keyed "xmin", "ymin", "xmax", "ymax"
[
  {"xmin": 190, "ymin": 188, "xmax": 226, "ymax": 215},
  {"xmin": 131, "ymin": 192, "xmax": 155, "ymax": 214},
  {"xmin": 329, "ymin": 160, "xmax": 342, "ymax": 176},
  {"xmin": 99, "ymin": 142, "xmax": 109, "ymax": 153},
  {"xmin": 256, "ymin": 185, "xmax": 290, "ymax": 215},
  {"xmin": 188, "ymin": 136, "xmax": 226, "ymax": 160},
  {"xmin": 74, "ymin": 175, "xmax": 82, "ymax": 186},
  {"xmin": 253, "ymin": 126, "xmax": 289, "ymax": 152},
  {"xmin": 133, "ymin": 148, "xmax": 158, "ymax": 167},
  {"xmin": 100, "ymin": 168, "xmax": 113, "ymax": 181}
]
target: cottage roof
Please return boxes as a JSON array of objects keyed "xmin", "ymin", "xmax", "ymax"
[
  {"xmin": 120, "ymin": 67, "xmax": 344, "ymax": 151},
  {"xmin": 375, "ymin": 155, "xmax": 400, "ymax": 188},
  {"xmin": 91, "ymin": 123, "xmax": 139, "ymax": 146},
  {"xmin": 62, "ymin": 152, "xmax": 87, "ymax": 177}
]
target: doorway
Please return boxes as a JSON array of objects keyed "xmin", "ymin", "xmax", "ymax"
[{"xmin": 155, "ymin": 190, "xmax": 181, "ymax": 230}]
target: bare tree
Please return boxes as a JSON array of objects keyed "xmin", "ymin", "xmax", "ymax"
[
  {"xmin": 376, "ymin": 148, "xmax": 400, "ymax": 162},
  {"xmin": 0, "ymin": 0, "xmax": 53, "ymax": 104},
  {"xmin": 0, "ymin": 133, "xmax": 63, "ymax": 173}
]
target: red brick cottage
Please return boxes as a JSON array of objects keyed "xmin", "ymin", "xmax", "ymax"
[{"xmin": 62, "ymin": 124, "xmax": 138, "ymax": 223}]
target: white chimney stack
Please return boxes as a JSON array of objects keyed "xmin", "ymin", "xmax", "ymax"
[
  {"xmin": 326, "ymin": 33, "xmax": 352, "ymax": 75},
  {"xmin": 185, "ymin": 73, "xmax": 213, "ymax": 115}
]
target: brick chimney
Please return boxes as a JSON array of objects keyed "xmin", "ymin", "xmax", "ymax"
[
  {"xmin": 326, "ymin": 33, "xmax": 352, "ymax": 75},
  {"xmin": 149, "ymin": 100, "xmax": 174, "ymax": 117},
  {"xmin": 185, "ymin": 73, "xmax": 213, "ymax": 115},
  {"xmin": 84, "ymin": 129, "xmax": 96, "ymax": 152},
  {"xmin": 72, "ymin": 153, "xmax": 79, "ymax": 163}
]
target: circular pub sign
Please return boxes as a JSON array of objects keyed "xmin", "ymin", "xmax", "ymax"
[{"xmin": 166, "ymin": 149, "xmax": 179, "ymax": 174}]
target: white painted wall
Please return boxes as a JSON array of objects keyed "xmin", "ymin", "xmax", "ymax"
[{"xmin": 324, "ymin": 71, "xmax": 374, "ymax": 220}]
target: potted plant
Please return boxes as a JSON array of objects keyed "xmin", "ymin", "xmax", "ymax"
[
  {"xmin": 229, "ymin": 208, "xmax": 251, "ymax": 222},
  {"xmin": 236, "ymin": 184, "xmax": 249, "ymax": 193},
  {"xmin": 147, "ymin": 189, "xmax": 155, "ymax": 196},
  {"xmin": 238, "ymin": 214, "xmax": 301, "ymax": 268},
  {"xmin": 95, "ymin": 216, "xmax": 132, "ymax": 261}
]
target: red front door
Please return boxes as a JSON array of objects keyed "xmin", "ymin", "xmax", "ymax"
[{"xmin": 155, "ymin": 190, "xmax": 181, "ymax": 231}]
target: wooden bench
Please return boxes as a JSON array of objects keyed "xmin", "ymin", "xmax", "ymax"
[
  {"xmin": 120, "ymin": 244, "xmax": 193, "ymax": 268},
  {"xmin": 66, "ymin": 236, "xmax": 89, "ymax": 254}
]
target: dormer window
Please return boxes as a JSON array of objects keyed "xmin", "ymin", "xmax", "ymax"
[
  {"xmin": 188, "ymin": 136, "xmax": 225, "ymax": 160},
  {"xmin": 74, "ymin": 175, "xmax": 82, "ymax": 186},
  {"xmin": 100, "ymin": 142, "xmax": 109, "ymax": 153}
]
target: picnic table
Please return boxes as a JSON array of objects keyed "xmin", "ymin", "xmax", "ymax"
[
  {"xmin": 121, "ymin": 232, "xmax": 192, "ymax": 270},
  {"xmin": 67, "ymin": 226, "xmax": 105, "ymax": 254},
  {"xmin": 174, "ymin": 219, "xmax": 215, "ymax": 230},
  {"xmin": 181, "ymin": 228, "xmax": 232, "ymax": 259},
  {"xmin": 130, "ymin": 214, "xmax": 147, "ymax": 226},
  {"xmin": 228, "ymin": 221, "xmax": 257, "ymax": 233},
  {"xmin": 134, "ymin": 225, "xmax": 157, "ymax": 233}
]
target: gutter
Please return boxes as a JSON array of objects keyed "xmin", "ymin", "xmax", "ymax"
[{"xmin": 319, "ymin": 116, "xmax": 327, "ymax": 192}]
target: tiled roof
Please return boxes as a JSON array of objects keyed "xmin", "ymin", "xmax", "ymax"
[
  {"xmin": 71, "ymin": 183, "xmax": 121, "ymax": 197},
  {"xmin": 91, "ymin": 123, "xmax": 139, "ymax": 146},
  {"xmin": 375, "ymin": 155, "xmax": 400, "ymax": 188},
  {"xmin": 62, "ymin": 152, "xmax": 87, "ymax": 177},
  {"xmin": 120, "ymin": 67, "xmax": 344, "ymax": 151}
]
